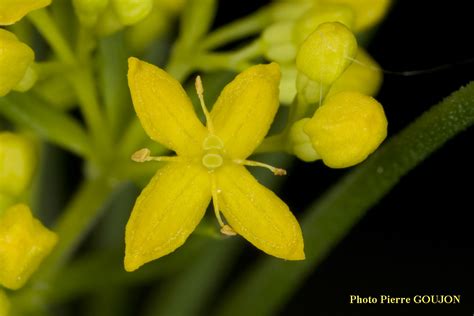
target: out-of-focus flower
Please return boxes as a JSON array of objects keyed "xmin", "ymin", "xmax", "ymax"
[
  {"xmin": 124, "ymin": 58, "xmax": 304, "ymax": 271},
  {"xmin": 0, "ymin": 29, "xmax": 36, "ymax": 96},
  {"xmin": 304, "ymin": 91, "xmax": 387, "ymax": 168},
  {"xmin": 323, "ymin": 0, "xmax": 392, "ymax": 32},
  {"xmin": 326, "ymin": 48, "xmax": 382, "ymax": 98},
  {"xmin": 0, "ymin": 204, "xmax": 58, "ymax": 290},
  {"xmin": 0, "ymin": 132, "xmax": 37, "ymax": 197},
  {"xmin": 73, "ymin": 0, "xmax": 155, "ymax": 35},
  {"xmin": 0, "ymin": 0, "xmax": 51, "ymax": 25}
]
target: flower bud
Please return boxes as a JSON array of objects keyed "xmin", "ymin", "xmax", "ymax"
[
  {"xmin": 304, "ymin": 91, "xmax": 387, "ymax": 168},
  {"xmin": 324, "ymin": 0, "xmax": 392, "ymax": 32},
  {"xmin": 327, "ymin": 48, "xmax": 382, "ymax": 98},
  {"xmin": 296, "ymin": 22, "xmax": 357, "ymax": 85},
  {"xmin": 296, "ymin": 72, "xmax": 330, "ymax": 105},
  {"xmin": 0, "ymin": 29, "xmax": 35, "ymax": 96},
  {"xmin": 0, "ymin": 0, "xmax": 51, "ymax": 25},
  {"xmin": 72, "ymin": 0, "xmax": 109, "ymax": 26},
  {"xmin": 289, "ymin": 118, "xmax": 320, "ymax": 162},
  {"xmin": 261, "ymin": 21, "xmax": 297, "ymax": 64},
  {"xmin": 0, "ymin": 132, "xmax": 37, "ymax": 197},
  {"xmin": 112, "ymin": 0, "xmax": 153, "ymax": 25},
  {"xmin": 279, "ymin": 65, "xmax": 297, "ymax": 104},
  {"xmin": 0, "ymin": 289, "xmax": 9, "ymax": 316},
  {"xmin": 0, "ymin": 204, "xmax": 58, "ymax": 290},
  {"xmin": 293, "ymin": 4, "xmax": 355, "ymax": 44}
]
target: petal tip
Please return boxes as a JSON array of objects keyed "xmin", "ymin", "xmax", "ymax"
[{"xmin": 124, "ymin": 253, "xmax": 142, "ymax": 272}]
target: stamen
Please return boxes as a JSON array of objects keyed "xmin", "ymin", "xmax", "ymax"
[
  {"xmin": 195, "ymin": 76, "xmax": 215, "ymax": 133},
  {"xmin": 234, "ymin": 159, "xmax": 287, "ymax": 176},
  {"xmin": 131, "ymin": 148, "xmax": 182, "ymax": 163},
  {"xmin": 211, "ymin": 175, "xmax": 237, "ymax": 236}
]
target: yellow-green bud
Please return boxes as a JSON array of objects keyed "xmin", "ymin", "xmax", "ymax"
[
  {"xmin": 112, "ymin": 0, "xmax": 153, "ymax": 25},
  {"xmin": 289, "ymin": 118, "xmax": 320, "ymax": 162},
  {"xmin": 0, "ymin": 289, "xmax": 10, "ymax": 316},
  {"xmin": 0, "ymin": 132, "xmax": 37, "ymax": 197},
  {"xmin": 0, "ymin": 29, "xmax": 35, "ymax": 96},
  {"xmin": 304, "ymin": 91, "xmax": 387, "ymax": 168},
  {"xmin": 279, "ymin": 65, "xmax": 298, "ymax": 104},
  {"xmin": 261, "ymin": 21, "xmax": 297, "ymax": 64},
  {"xmin": 296, "ymin": 22, "xmax": 357, "ymax": 85},
  {"xmin": 324, "ymin": 0, "xmax": 392, "ymax": 32},
  {"xmin": 269, "ymin": 1, "xmax": 312, "ymax": 22},
  {"xmin": 73, "ymin": 0, "xmax": 109, "ymax": 26},
  {"xmin": 0, "ymin": 0, "xmax": 51, "ymax": 25},
  {"xmin": 327, "ymin": 48, "xmax": 383, "ymax": 98},
  {"xmin": 296, "ymin": 72, "xmax": 330, "ymax": 105},
  {"xmin": 293, "ymin": 4, "xmax": 355, "ymax": 44},
  {"xmin": 0, "ymin": 204, "xmax": 58, "ymax": 290},
  {"xmin": 12, "ymin": 65, "xmax": 38, "ymax": 92}
]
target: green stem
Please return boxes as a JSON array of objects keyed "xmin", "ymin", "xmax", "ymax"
[
  {"xmin": 29, "ymin": 9, "xmax": 109, "ymax": 154},
  {"xmin": 215, "ymin": 82, "xmax": 474, "ymax": 316},
  {"xmin": 27, "ymin": 9, "xmax": 76, "ymax": 65},
  {"xmin": 200, "ymin": 9, "xmax": 272, "ymax": 50}
]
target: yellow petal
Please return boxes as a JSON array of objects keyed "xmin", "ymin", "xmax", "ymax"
[
  {"xmin": 124, "ymin": 163, "xmax": 211, "ymax": 271},
  {"xmin": 210, "ymin": 63, "xmax": 281, "ymax": 159},
  {"xmin": 0, "ymin": 0, "xmax": 51, "ymax": 25},
  {"xmin": 0, "ymin": 204, "xmax": 58, "ymax": 290},
  {"xmin": 216, "ymin": 164, "xmax": 305, "ymax": 260},
  {"xmin": 128, "ymin": 57, "xmax": 207, "ymax": 156}
]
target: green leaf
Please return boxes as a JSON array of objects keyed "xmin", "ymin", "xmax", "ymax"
[
  {"xmin": 215, "ymin": 82, "xmax": 474, "ymax": 316},
  {"xmin": 0, "ymin": 93, "xmax": 92, "ymax": 158}
]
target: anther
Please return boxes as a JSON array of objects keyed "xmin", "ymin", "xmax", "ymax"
[
  {"xmin": 131, "ymin": 148, "xmax": 182, "ymax": 163},
  {"xmin": 234, "ymin": 159, "xmax": 287, "ymax": 176}
]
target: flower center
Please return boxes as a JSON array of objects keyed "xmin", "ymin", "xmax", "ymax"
[{"xmin": 202, "ymin": 134, "xmax": 224, "ymax": 170}]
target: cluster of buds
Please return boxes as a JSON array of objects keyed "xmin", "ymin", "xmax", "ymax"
[
  {"xmin": 73, "ymin": 0, "xmax": 185, "ymax": 38},
  {"xmin": 259, "ymin": 0, "xmax": 390, "ymax": 168},
  {"xmin": 0, "ymin": 133, "xmax": 57, "ymax": 294}
]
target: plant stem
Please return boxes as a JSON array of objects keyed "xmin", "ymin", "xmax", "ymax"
[
  {"xmin": 28, "ymin": 9, "xmax": 76, "ymax": 65},
  {"xmin": 200, "ymin": 9, "xmax": 272, "ymax": 51},
  {"xmin": 215, "ymin": 82, "xmax": 474, "ymax": 316}
]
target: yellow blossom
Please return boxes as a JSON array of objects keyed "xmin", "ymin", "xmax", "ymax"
[
  {"xmin": 304, "ymin": 91, "xmax": 387, "ymax": 168},
  {"xmin": 125, "ymin": 58, "xmax": 305, "ymax": 271},
  {"xmin": 0, "ymin": 0, "xmax": 51, "ymax": 25},
  {"xmin": 0, "ymin": 204, "xmax": 58, "ymax": 290}
]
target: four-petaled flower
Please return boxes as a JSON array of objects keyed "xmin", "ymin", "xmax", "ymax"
[{"xmin": 124, "ymin": 57, "xmax": 305, "ymax": 271}]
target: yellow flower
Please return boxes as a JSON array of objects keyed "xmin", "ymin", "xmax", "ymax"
[
  {"xmin": 304, "ymin": 91, "xmax": 387, "ymax": 168},
  {"xmin": 0, "ymin": 204, "xmax": 58, "ymax": 290},
  {"xmin": 0, "ymin": 0, "xmax": 51, "ymax": 25},
  {"xmin": 125, "ymin": 58, "xmax": 305, "ymax": 271}
]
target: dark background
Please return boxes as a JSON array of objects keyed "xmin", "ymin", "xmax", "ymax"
[{"xmin": 218, "ymin": 1, "xmax": 474, "ymax": 315}]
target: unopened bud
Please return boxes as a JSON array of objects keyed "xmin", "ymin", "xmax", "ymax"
[
  {"xmin": 304, "ymin": 91, "xmax": 387, "ymax": 168},
  {"xmin": 0, "ymin": 29, "xmax": 35, "ymax": 96},
  {"xmin": 0, "ymin": 204, "xmax": 58, "ymax": 290},
  {"xmin": 296, "ymin": 22, "xmax": 357, "ymax": 85},
  {"xmin": 289, "ymin": 119, "xmax": 320, "ymax": 162},
  {"xmin": 0, "ymin": 132, "xmax": 37, "ymax": 197}
]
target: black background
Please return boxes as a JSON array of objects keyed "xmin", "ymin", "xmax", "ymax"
[{"xmin": 217, "ymin": 1, "xmax": 473, "ymax": 315}]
